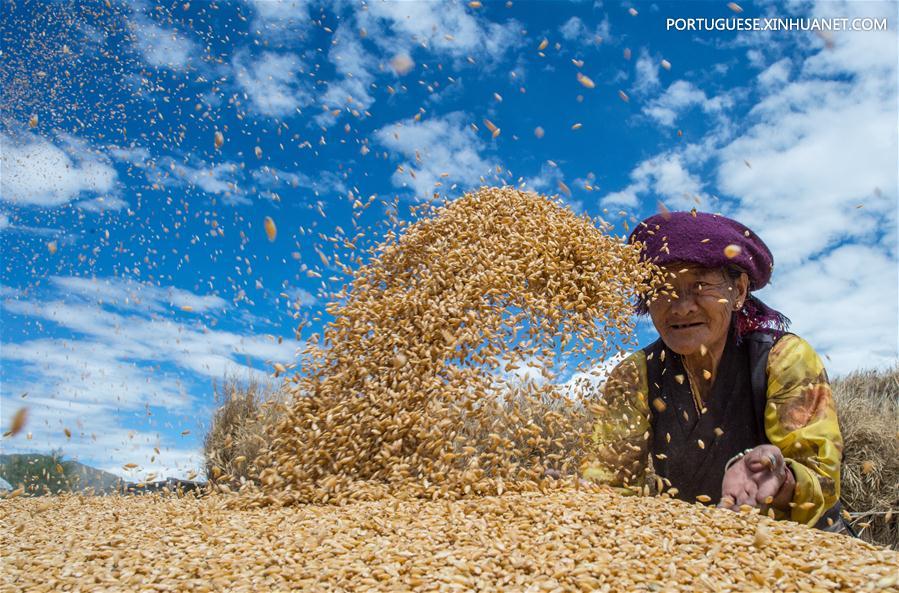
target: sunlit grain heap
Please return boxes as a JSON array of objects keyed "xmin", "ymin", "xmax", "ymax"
[
  {"xmin": 245, "ymin": 187, "xmax": 657, "ymax": 505},
  {"xmin": 3, "ymin": 492, "xmax": 897, "ymax": 592}
]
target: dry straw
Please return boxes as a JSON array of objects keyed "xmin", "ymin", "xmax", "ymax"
[{"xmin": 832, "ymin": 366, "xmax": 899, "ymax": 548}]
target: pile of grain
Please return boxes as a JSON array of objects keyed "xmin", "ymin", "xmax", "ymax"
[
  {"xmin": 3, "ymin": 491, "xmax": 897, "ymax": 592},
  {"xmin": 243, "ymin": 187, "xmax": 658, "ymax": 505},
  {"xmin": 4, "ymin": 188, "xmax": 897, "ymax": 591}
]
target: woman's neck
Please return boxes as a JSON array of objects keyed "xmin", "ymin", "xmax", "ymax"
[{"xmin": 681, "ymin": 338, "xmax": 727, "ymax": 401}]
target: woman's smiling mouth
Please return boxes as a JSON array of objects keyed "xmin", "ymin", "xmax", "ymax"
[{"xmin": 670, "ymin": 322, "xmax": 705, "ymax": 330}]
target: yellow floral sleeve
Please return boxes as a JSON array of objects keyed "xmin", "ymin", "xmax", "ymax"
[
  {"xmin": 764, "ymin": 334, "xmax": 842, "ymax": 526},
  {"xmin": 582, "ymin": 351, "xmax": 651, "ymax": 494}
]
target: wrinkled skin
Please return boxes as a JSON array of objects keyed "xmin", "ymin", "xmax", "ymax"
[{"xmin": 719, "ymin": 444, "xmax": 794, "ymax": 511}]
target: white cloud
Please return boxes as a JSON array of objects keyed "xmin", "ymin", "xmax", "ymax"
[
  {"xmin": 524, "ymin": 162, "xmax": 566, "ymax": 194},
  {"xmin": 245, "ymin": 0, "xmax": 311, "ymax": 40},
  {"xmin": 0, "ymin": 340, "xmax": 201, "ymax": 481},
  {"xmin": 0, "ymin": 133, "xmax": 117, "ymax": 208},
  {"xmin": 359, "ymin": 2, "xmax": 523, "ymax": 63},
  {"xmin": 559, "ymin": 15, "xmax": 609, "ymax": 44},
  {"xmin": 132, "ymin": 20, "xmax": 198, "ymax": 70},
  {"xmin": 3, "ymin": 297, "xmax": 298, "ymax": 379},
  {"xmin": 607, "ymin": 2, "xmax": 897, "ymax": 373},
  {"xmin": 633, "ymin": 49, "xmax": 659, "ymax": 95},
  {"xmin": 286, "ymin": 287, "xmax": 317, "ymax": 308},
  {"xmin": 250, "ymin": 165, "xmax": 348, "ymax": 201},
  {"xmin": 109, "ymin": 148, "xmax": 248, "ymax": 204},
  {"xmin": 718, "ymin": 63, "xmax": 895, "ymax": 266},
  {"xmin": 49, "ymin": 276, "xmax": 228, "ymax": 314},
  {"xmin": 521, "ymin": 162, "xmax": 584, "ymax": 212},
  {"xmin": 599, "ymin": 187, "xmax": 640, "ymax": 208},
  {"xmin": 600, "ymin": 152, "xmax": 705, "ymax": 210},
  {"xmin": 108, "ymin": 145, "xmax": 150, "ymax": 166},
  {"xmin": 0, "ymin": 212, "xmax": 9, "ymax": 230},
  {"xmin": 560, "ymin": 16, "xmax": 584, "ymax": 40},
  {"xmin": 642, "ymin": 80, "xmax": 733, "ymax": 127},
  {"xmin": 2, "ymin": 338, "xmax": 191, "ymax": 412},
  {"xmin": 76, "ymin": 196, "xmax": 128, "ymax": 212},
  {"xmin": 758, "ymin": 244, "xmax": 897, "ymax": 375},
  {"xmin": 374, "ymin": 112, "xmax": 495, "ymax": 199},
  {"xmin": 233, "ymin": 50, "xmax": 311, "ymax": 118},
  {"xmin": 247, "ymin": 0, "xmax": 310, "ymax": 21},
  {"xmin": 150, "ymin": 157, "xmax": 247, "ymax": 204},
  {"xmin": 316, "ymin": 25, "xmax": 377, "ymax": 126},
  {"xmin": 252, "ymin": 166, "xmax": 312, "ymax": 190},
  {"xmin": 1, "ymin": 277, "xmax": 303, "ymax": 477},
  {"xmin": 757, "ymin": 58, "xmax": 791, "ymax": 89},
  {"xmin": 746, "ymin": 48, "xmax": 767, "ymax": 70}
]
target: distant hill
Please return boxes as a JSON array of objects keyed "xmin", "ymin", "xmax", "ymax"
[{"xmin": 0, "ymin": 454, "xmax": 125, "ymax": 495}]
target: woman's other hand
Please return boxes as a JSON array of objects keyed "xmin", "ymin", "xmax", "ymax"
[{"xmin": 718, "ymin": 444, "xmax": 795, "ymax": 511}]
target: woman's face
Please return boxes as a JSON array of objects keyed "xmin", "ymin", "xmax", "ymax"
[{"xmin": 647, "ymin": 265, "xmax": 749, "ymax": 357}]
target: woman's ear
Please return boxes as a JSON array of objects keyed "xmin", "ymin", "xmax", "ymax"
[{"xmin": 735, "ymin": 272, "xmax": 750, "ymax": 308}]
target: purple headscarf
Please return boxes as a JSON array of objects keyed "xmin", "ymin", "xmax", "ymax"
[{"xmin": 629, "ymin": 211, "xmax": 790, "ymax": 337}]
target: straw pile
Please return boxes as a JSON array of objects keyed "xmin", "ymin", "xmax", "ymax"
[{"xmin": 832, "ymin": 366, "xmax": 899, "ymax": 548}]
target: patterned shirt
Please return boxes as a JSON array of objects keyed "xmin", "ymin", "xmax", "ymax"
[{"xmin": 583, "ymin": 334, "xmax": 842, "ymax": 526}]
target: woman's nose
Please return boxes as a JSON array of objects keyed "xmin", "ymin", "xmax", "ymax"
[{"xmin": 668, "ymin": 291, "xmax": 698, "ymax": 315}]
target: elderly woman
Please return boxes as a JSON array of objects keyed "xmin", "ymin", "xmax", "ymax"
[{"xmin": 584, "ymin": 211, "xmax": 845, "ymax": 531}]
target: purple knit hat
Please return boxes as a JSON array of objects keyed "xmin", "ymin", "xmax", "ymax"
[
  {"xmin": 628, "ymin": 211, "xmax": 773, "ymax": 289},
  {"xmin": 628, "ymin": 210, "xmax": 789, "ymax": 336}
]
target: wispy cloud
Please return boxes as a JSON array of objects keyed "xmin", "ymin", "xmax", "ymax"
[
  {"xmin": 559, "ymin": 15, "xmax": 610, "ymax": 45},
  {"xmin": 49, "ymin": 276, "xmax": 229, "ymax": 314},
  {"xmin": 285, "ymin": 287, "xmax": 317, "ymax": 308},
  {"xmin": 244, "ymin": 0, "xmax": 312, "ymax": 41},
  {"xmin": 642, "ymin": 80, "xmax": 733, "ymax": 127},
  {"xmin": 315, "ymin": 24, "xmax": 378, "ymax": 126},
  {"xmin": 1, "ymin": 276, "xmax": 302, "ymax": 477},
  {"xmin": 720, "ymin": 2, "xmax": 897, "ymax": 375},
  {"xmin": 250, "ymin": 165, "xmax": 348, "ymax": 201},
  {"xmin": 359, "ymin": 2, "xmax": 524, "ymax": 64},
  {"xmin": 600, "ymin": 152, "xmax": 706, "ymax": 210},
  {"xmin": 0, "ymin": 133, "xmax": 118, "ymax": 209},
  {"xmin": 131, "ymin": 19, "xmax": 199, "ymax": 70},
  {"xmin": 758, "ymin": 244, "xmax": 897, "ymax": 374},
  {"xmin": 374, "ymin": 112, "xmax": 496, "ymax": 199},
  {"xmin": 633, "ymin": 49, "xmax": 660, "ymax": 95},
  {"xmin": 233, "ymin": 50, "xmax": 312, "ymax": 118},
  {"xmin": 152, "ymin": 156, "xmax": 247, "ymax": 205}
]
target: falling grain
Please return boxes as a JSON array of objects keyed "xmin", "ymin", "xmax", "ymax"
[
  {"xmin": 724, "ymin": 244, "xmax": 741, "ymax": 259},
  {"xmin": 7, "ymin": 407, "xmax": 28, "ymax": 437},
  {"xmin": 242, "ymin": 187, "xmax": 657, "ymax": 506},
  {"xmin": 263, "ymin": 216, "xmax": 277, "ymax": 242}
]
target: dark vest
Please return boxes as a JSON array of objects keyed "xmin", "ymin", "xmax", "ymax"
[{"xmin": 643, "ymin": 329, "xmax": 781, "ymax": 502}]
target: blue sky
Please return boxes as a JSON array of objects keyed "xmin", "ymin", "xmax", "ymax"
[{"xmin": 1, "ymin": 0, "xmax": 896, "ymax": 480}]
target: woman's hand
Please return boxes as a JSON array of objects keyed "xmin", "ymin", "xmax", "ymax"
[{"xmin": 718, "ymin": 444, "xmax": 795, "ymax": 511}]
